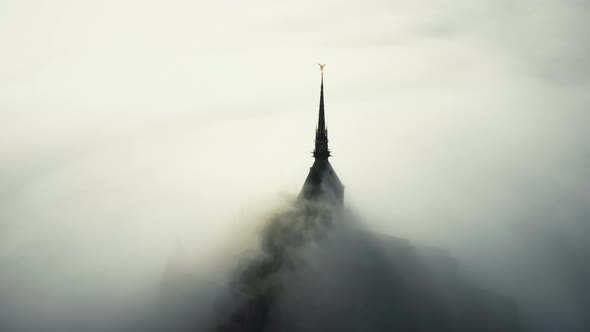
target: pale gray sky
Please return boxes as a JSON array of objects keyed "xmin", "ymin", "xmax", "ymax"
[{"xmin": 1, "ymin": 0, "xmax": 590, "ymax": 331}]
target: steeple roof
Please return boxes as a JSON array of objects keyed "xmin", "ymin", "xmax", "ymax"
[
  {"xmin": 313, "ymin": 67, "xmax": 330, "ymax": 160},
  {"xmin": 299, "ymin": 65, "xmax": 344, "ymax": 206}
]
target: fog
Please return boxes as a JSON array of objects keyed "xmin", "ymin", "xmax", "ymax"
[{"xmin": 1, "ymin": 0, "xmax": 590, "ymax": 331}]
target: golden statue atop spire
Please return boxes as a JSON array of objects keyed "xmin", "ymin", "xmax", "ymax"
[{"xmin": 318, "ymin": 63, "xmax": 326, "ymax": 76}]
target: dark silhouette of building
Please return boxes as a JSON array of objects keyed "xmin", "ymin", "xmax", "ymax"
[
  {"xmin": 161, "ymin": 67, "xmax": 522, "ymax": 332},
  {"xmin": 299, "ymin": 70, "xmax": 344, "ymax": 206}
]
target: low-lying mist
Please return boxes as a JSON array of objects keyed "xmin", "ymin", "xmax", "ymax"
[{"xmin": 4, "ymin": 191, "xmax": 585, "ymax": 331}]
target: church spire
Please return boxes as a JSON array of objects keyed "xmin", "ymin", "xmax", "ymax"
[
  {"xmin": 314, "ymin": 64, "xmax": 330, "ymax": 160},
  {"xmin": 299, "ymin": 64, "xmax": 344, "ymax": 205}
]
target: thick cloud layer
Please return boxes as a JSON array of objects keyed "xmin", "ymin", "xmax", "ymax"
[{"xmin": 1, "ymin": 0, "xmax": 589, "ymax": 331}]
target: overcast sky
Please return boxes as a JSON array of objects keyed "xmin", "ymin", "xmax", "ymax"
[{"xmin": 1, "ymin": 0, "xmax": 590, "ymax": 331}]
